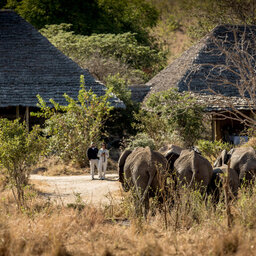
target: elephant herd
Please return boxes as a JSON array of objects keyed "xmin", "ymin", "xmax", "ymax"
[{"xmin": 118, "ymin": 145, "xmax": 256, "ymax": 217}]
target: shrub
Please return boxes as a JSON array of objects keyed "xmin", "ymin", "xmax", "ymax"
[
  {"xmin": 126, "ymin": 133, "xmax": 156, "ymax": 150},
  {"xmin": 105, "ymin": 73, "xmax": 133, "ymax": 107},
  {"xmin": 196, "ymin": 139, "xmax": 233, "ymax": 162},
  {"xmin": 136, "ymin": 89, "xmax": 205, "ymax": 147},
  {"xmin": 0, "ymin": 119, "xmax": 46, "ymax": 208},
  {"xmin": 242, "ymin": 137, "xmax": 256, "ymax": 150},
  {"xmin": 35, "ymin": 76, "xmax": 113, "ymax": 167}
]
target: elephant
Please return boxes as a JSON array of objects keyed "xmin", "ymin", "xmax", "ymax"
[
  {"xmin": 118, "ymin": 146, "xmax": 168, "ymax": 217},
  {"xmin": 174, "ymin": 149, "xmax": 213, "ymax": 192},
  {"xmin": 207, "ymin": 165, "xmax": 239, "ymax": 204},
  {"xmin": 214, "ymin": 147, "xmax": 256, "ymax": 183},
  {"xmin": 164, "ymin": 145, "xmax": 183, "ymax": 172},
  {"xmin": 163, "ymin": 145, "xmax": 184, "ymax": 190}
]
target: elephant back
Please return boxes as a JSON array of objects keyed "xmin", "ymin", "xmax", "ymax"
[
  {"xmin": 151, "ymin": 150, "xmax": 168, "ymax": 173},
  {"xmin": 229, "ymin": 147, "xmax": 256, "ymax": 181},
  {"xmin": 174, "ymin": 150, "xmax": 213, "ymax": 188}
]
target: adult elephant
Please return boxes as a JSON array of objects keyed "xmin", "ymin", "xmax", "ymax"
[
  {"xmin": 118, "ymin": 147, "xmax": 168, "ymax": 217},
  {"xmin": 214, "ymin": 147, "xmax": 256, "ymax": 183},
  {"xmin": 174, "ymin": 149, "xmax": 213, "ymax": 192},
  {"xmin": 207, "ymin": 165, "xmax": 239, "ymax": 204}
]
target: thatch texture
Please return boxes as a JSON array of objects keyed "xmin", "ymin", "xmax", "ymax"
[
  {"xmin": 0, "ymin": 10, "xmax": 124, "ymax": 108},
  {"xmin": 129, "ymin": 85, "xmax": 151, "ymax": 102},
  {"xmin": 146, "ymin": 25, "xmax": 256, "ymax": 110}
]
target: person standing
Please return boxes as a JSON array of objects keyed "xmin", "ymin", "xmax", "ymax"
[
  {"xmin": 97, "ymin": 142, "xmax": 109, "ymax": 180},
  {"xmin": 87, "ymin": 142, "xmax": 99, "ymax": 180}
]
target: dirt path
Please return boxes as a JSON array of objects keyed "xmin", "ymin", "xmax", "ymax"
[{"xmin": 30, "ymin": 174, "xmax": 122, "ymax": 205}]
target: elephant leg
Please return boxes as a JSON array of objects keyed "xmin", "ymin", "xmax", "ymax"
[
  {"xmin": 240, "ymin": 167, "xmax": 253, "ymax": 186},
  {"xmin": 134, "ymin": 196, "xmax": 142, "ymax": 217}
]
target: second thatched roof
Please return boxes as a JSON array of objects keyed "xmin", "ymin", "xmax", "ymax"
[{"xmin": 145, "ymin": 25, "xmax": 256, "ymax": 111}]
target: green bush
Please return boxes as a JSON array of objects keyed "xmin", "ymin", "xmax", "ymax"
[
  {"xmin": 126, "ymin": 133, "xmax": 156, "ymax": 150},
  {"xmin": 136, "ymin": 89, "xmax": 205, "ymax": 147},
  {"xmin": 105, "ymin": 74, "xmax": 132, "ymax": 107},
  {"xmin": 196, "ymin": 139, "xmax": 233, "ymax": 162},
  {"xmin": 35, "ymin": 76, "xmax": 113, "ymax": 167},
  {"xmin": 0, "ymin": 119, "xmax": 46, "ymax": 208}
]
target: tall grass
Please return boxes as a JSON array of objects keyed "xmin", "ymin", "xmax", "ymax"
[{"xmin": 1, "ymin": 182, "xmax": 256, "ymax": 255}]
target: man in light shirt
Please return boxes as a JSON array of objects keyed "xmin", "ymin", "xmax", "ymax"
[{"xmin": 97, "ymin": 142, "xmax": 109, "ymax": 180}]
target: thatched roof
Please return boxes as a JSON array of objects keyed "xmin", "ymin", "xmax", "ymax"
[
  {"xmin": 145, "ymin": 25, "xmax": 256, "ymax": 110},
  {"xmin": 0, "ymin": 10, "xmax": 124, "ymax": 108},
  {"xmin": 129, "ymin": 85, "xmax": 151, "ymax": 102}
]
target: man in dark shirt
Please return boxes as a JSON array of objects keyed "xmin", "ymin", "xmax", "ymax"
[{"xmin": 87, "ymin": 142, "xmax": 99, "ymax": 180}]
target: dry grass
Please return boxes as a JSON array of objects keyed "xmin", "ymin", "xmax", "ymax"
[
  {"xmin": 243, "ymin": 137, "xmax": 256, "ymax": 150},
  {"xmin": 1, "ymin": 181, "xmax": 256, "ymax": 255}
]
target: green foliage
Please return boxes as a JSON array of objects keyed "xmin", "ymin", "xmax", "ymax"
[
  {"xmin": 127, "ymin": 133, "xmax": 156, "ymax": 150},
  {"xmin": 36, "ymin": 76, "xmax": 113, "ymax": 167},
  {"xmin": 0, "ymin": 119, "xmax": 46, "ymax": 208},
  {"xmin": 181, "ymin": 0, "xmax": 256, "ymax": 40},
  {"xmin": 40, "ymin": 25, "xmax": 166, "ymax": 82},
  {"xmin": 196, "ymin": 140, "xmax": 233, "ymax": 163},
  {"xmin": 0, "ymin": 0, "xmax": 7, "ymax": 8},
  {"xmin": 97, "ymin": 0, "xmax": 159, "ymax": 43},
  {"xmin": 105, "ymin": 74, "xmax": 132, "ymax": 107},
  {"xmin": 8, "ymin": 0, "xmax": 99, "ymax": 34},
  {"xmin": 133, "ymin": 109, "xmax": 170, "ymax": 148},
  {"xmin": 103, "ymin": 73, "xmax": 141, "ymax": 138},
  {"xmin": 5, "ymin": 0, "xmax": 158, "ymax": 42},
  {"xmin": 138, "ymin": 89, "xmax": 205, "ymax": 147}
]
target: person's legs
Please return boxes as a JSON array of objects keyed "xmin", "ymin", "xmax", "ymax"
[
  {"xmin": 90, "ymin": 160, "xmax": 95, "ymax": 180},
  {"xmin": 102, "ymin": 161, "xmax": 107, "ymax": 179},
  {"xmin": 98, "ymin": 160, "xmax": 103, "ymax": 179}
]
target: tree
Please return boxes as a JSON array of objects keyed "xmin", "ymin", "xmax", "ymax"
[
  {"xmin": 96, "ymin": 0, "xmax": 159, "ymax": 43},
  {"xmin": 181, "ymin": 0, "xmax": 256, "ymax": 39},
  {"xmin": 4, "ymin": 0, "xmax": 158, "ymax": 43},
  {"xmin": 40, "ymin": 24, "xmax": 166, "ymax": 82},
  {"xmin": 0, "ymin": 119, "xmax": 46, "ymax": 209},
  {"xmin": 36, "ymin": 76, "xmax": 113, "ymax": 167},
  {"xmin": 104, "ymin": 73, "xmax": 140, "ymax": 137}
]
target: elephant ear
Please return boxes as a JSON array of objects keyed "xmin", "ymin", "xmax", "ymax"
[
  {"xmin": 214, "ymin": 154, "xmax": 223, "ymax": 167},
  {"xmin": 221, "ymin": 149, "xmax": 228, "ymax": 165},
  {"xmin": 118, "ymin": 149, "xmax": 132, "ymax": 183},
  {"xmin": 165, "ymin": 150, "xmax": 180, "ymax": 171}
]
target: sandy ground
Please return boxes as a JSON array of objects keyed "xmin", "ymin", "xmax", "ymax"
[{"xmin": 30, "ymin": 173, "xmax": 122, "ymax": 206}]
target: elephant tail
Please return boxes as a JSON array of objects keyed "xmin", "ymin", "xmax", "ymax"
[{"xmin": 140, "ymin": 170, "xmax": 156, "ymax": 205}]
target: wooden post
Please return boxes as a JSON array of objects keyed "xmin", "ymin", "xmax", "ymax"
[
  {"xmin": 25, "ymin": 106, "xmax": 29, "ymax": 130},
  {"xmin": 224, "ymin": 160, "xmax": 233, "ymax": 228},
  {"xmin": 215, "ymin": 120, "xmax": 222, "ymax": 141},
  {"xmin": 211, "ymin": 117, "xmax": 215, "ymax": 141},
  {"xmin": 16, "ymin": 106, "xmax": 20, "ymax": 119}
]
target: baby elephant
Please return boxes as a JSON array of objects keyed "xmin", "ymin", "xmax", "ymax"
[
  {"xmin": 214, "ymin": 147, "xmax": 256, "ymax": 184},
  {"xmin": 207, "ymin": 165, "xmax": 239, "ymax": 204}
]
